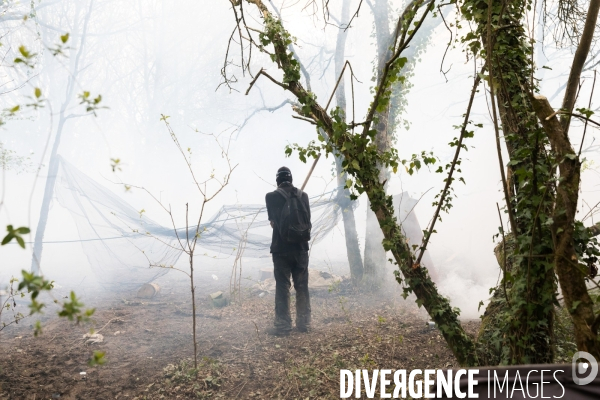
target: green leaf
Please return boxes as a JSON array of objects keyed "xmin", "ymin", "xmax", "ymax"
[
  {"xmin": 351, "ymin": 159, "xmax": 360, "ymax": 170},
  {"xmin": 34, "ymin": 321, "xmax": 43, "ymax": 336},
  {"xmin": 18, "ymin": 46, "xmax": 30, "ymax": 57},
  {"xmin": 88, "ymin": 350, "xmax": 106, "ymax": 367},
  {"xmin": 2, "ymin": 225, "xmax": 30, "ymax": 248},
  {"xmin": 1, "ymin": 233, "xmax": 14, "ymax": 246},
  {"xmin": 60, "ymin": 33, "xmax": 70, "ymax": 43},
  {"xmin": 34, "ymin": 88, "xmax": 42, "ymax": 98},
  {"xmin": 576, "ymin": 107, "xmax": 594, "ymax": 118}
]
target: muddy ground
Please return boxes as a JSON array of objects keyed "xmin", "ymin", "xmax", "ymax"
[{"xmin": 0, "ymin": 278, "xmax": 480, "ymax": 399}]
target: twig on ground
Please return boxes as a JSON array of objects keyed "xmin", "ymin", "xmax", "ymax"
[{"xmin": 252, "ymin": 320, "xmax": 263, "ymax": 347}]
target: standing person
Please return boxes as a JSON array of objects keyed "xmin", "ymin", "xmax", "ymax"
[{"xmin": 265, "ymin": 166, "xmax": 312, "ymax": 336}]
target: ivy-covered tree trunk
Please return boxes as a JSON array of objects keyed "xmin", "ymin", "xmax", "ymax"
[
  {"xmin": 549, "ymin": 0, "xmax": 600, "ymax": 360},
  {"xmin": 526, "ymin": 0, "xmax": 600, "ymax": 358},
  {"xmin": 531, "ymin": 95, "xmax": 600, "ymax": 360},
  {"xmin": 333, "ymin": 0, "xmax": 364, "ymax": 285},
  {"xmin": 365, "ymin": 172, "xmax": 479, "ymax": 367},
  {"xmin": 461, "ymin": 0, "xmax": 557, "ymax": 364}
]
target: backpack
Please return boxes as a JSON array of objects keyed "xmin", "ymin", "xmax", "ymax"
[{"xmin": 275, "ymin": 188, "xmax": 312, "ymax": 243}]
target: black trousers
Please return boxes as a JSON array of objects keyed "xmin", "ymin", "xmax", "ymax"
[{"xmin": 272, "ymin": 250, "xmax": 311, "ymax": 331}]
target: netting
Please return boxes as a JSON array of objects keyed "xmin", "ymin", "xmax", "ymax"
[{"xmin": 54, "ymin": 156, "xmax": 355, "ymax": 290}]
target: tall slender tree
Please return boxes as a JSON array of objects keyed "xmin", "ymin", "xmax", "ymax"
[
  {"xmin": 332, "ymin": 0, "xmax": 365, "ymax": 285},
  {"xmin": 32, "ymin": 0, "xmax": 96, "ymax": 273}
]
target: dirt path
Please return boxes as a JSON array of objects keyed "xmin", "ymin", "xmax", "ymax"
[{"xmin": 0, "ymin": 283, "xmax": 479, "ymax": 399}]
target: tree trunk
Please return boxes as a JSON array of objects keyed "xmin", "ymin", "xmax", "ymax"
[
  {"xmin": 333, "ymin": 0, "xmax": 364, "ymax": 285},
  {"xmin": 477, "ymin": 235, "xmax": 516, "ymax": 365},
  {"xmin": 531, "ymin": 95, "xmax": 600, "ymax": 360},
  {"xmin": 190, "ymin": 253, "xmax": 198, "ymax": 369},
  {"xmin": 32, "ymin": 118, "xmax": 67, "ymax": 274},
  {"xmin": 462, "ymin": 0, "xmax": 557, "ymax": 364},
  {"xmin": 362, "ymin": 0, "xmax": 393, "ymax": 289},
  {"xmin": 336, "ymin": 163, "xmax": 364, "ymax": 285},
  {"xmin": 31, "ymin": 0, "xmax": 93, "ymax": 274}
]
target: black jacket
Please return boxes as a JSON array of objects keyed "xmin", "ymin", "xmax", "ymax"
[{"xmin": 265, "ymin": 182, "xmax": 311, "ymax": 253}]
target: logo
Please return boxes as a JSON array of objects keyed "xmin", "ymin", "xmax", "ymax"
[{"xmin": 572, "ymin": 351, "xmax": 598, "ymax": 385}]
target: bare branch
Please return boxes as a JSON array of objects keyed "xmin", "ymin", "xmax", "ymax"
[
  {"xmin": 579, "ymin": 70, "xmax": 597, "ymax": 157},
  {"xmin": 415, "ymin": 64, "xmax": 486, "ymax": 266},
  {"xmin": 292, "ymin": 115, "xmax": 317, "ymax": 124},
  {"xmin": 237, "ymin": 98, "xmax": 291, "ymax": 134},
  {"xmin": 344, "ymin": 0, "xmax": 364, "ymax": 31},
  {"xmin": 552, "ymin": 110, "xmax": 600, "ymax": 128},
  {"xmin": 559, "ymin": 0, "xmax": 600, "ymax": 133},
  {"xmin": 324, "ymin": 60, "xmax": 361, "ymax": 112},
  {"xmin": 245, "ymin": 68, "xmax": 288, "ymax": 95},
  {"xmin": 438, "ymin": 4, "xmax": 453, "ymax": 82}
]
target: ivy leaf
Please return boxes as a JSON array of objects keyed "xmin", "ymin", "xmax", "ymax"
[
  {"xmin": 576, "ymin": 107, "xmax": 594, "ymax": 118},
  {"xmin": 351, "ymin": 159, "xmax": 360, "ymax": 170}
]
